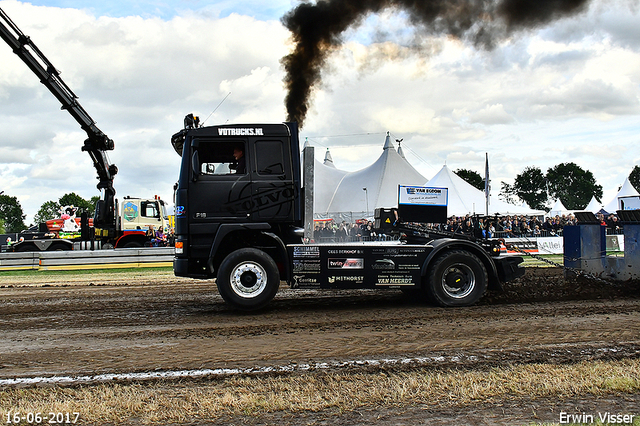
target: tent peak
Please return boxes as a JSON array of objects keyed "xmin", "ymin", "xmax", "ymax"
[
  {"xmin": 323, "ymin": 148, "xmax": 335, "ymax": 167},
  {"xmin": 383, "ymin": 132, "xmax": 394, "ymax": 150}
]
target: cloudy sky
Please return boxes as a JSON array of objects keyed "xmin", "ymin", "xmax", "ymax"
[{"xmin": 1, "ymin": 0, "xmax": 639, "ymax": 223}]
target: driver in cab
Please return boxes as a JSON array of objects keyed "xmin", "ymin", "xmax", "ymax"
[{"xmin": 230, "ymin": 145, "xmax": 246, "ymax": 174}]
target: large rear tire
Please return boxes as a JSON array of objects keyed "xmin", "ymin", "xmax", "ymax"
[
  {"xmin": 216, "ymin": 248, "xmax": 280, "ymax": 311},
  {"xmin": 427, "ymin": 250, "xmax": 487, "ymax": 307}
]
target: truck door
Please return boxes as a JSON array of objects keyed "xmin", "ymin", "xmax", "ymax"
[
  {"xmin": 189, "ymin": 139, "xmax": 253, "ymax": 221},
  {"xmin": 252, "ymin": 138, "xmax": 297, "ymax": 222}
]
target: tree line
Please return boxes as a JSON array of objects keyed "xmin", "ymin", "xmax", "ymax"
[
  {"xmin": 457, "ymin": 164, "xmax": 640, "ymax": 212},
  {"xmin": 0, "ymin": 192, "xmax": 98, "ymax": 234}
]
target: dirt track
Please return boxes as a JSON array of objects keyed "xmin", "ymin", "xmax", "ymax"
[{"xmin": 1, "ymin": 267, "xmax": 639, "ymax": 383}]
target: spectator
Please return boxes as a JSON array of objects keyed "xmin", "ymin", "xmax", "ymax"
[
  {"xmin": 487, "ymin": 222, "xmax": 495, "ymax": 238},
  {"xmin": 336, "ymin": 222, "xmax": 349, "ymax": 242}
]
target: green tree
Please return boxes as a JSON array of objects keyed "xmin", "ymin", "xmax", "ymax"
[
  {"xmin": 546, "ymin": 162, "xmax": 603, "ymax": 210},
  {"xmin": 498, "ymin": 181, "xmax": 518, "ymax": 205},
  {"xmin": 454, "ymin": 168, "xmax": 484, "ymax": 191},
  {"xmin": 0, "ymin": 218, "xmax": 5, "ymax": 234},
  {"xmin": 0, "ymin": 194, "xmax": 27, "ymax": 232},
  {"xmin": 34, "ymin": 200, "xmax": 62, "ymax": 224},
  {"xmin": 512, "ymin": 166, "xmax": 548, "ymax": 211},
  {"xmin": 629, "ymin": 165, "xmax": 640, "ymax": 193},
  {"xmin": 90, "ymin": 195, "xmax": 100, "ymax": 210},
  {"xmin": 59, "ymin": 192, "xmax": 94, "ymax": 217}
]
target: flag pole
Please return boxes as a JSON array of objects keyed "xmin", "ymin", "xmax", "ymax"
[{"xmin": 484, "ymin": 153, "xmax": 490, "ymax": 216}]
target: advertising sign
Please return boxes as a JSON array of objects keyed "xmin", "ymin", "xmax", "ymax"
[
  {"xmin": 398, "ymin": 185, "xmax": 448, "ymax": 223},
  {"xmin": 288, "ymin": 244, "xmax": 428, "ymax": 290}
]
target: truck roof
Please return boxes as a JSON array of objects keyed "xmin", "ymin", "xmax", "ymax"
[
  {"xmin": 190, "ymin": 123, "xmax": 292, "ymax": 138},
  {"xmin": 171, "ymin": 122, "xmax": 297, "ymax": 156}
]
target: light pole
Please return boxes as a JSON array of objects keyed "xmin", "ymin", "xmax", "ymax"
[{"xmin": 363, "ymin": 187, "xmax": 369, "ymax": 219}]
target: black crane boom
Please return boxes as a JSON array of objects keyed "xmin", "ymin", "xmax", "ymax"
[{"xmin": 0, "ymin": 6, "xmax": 117, "ymax": 228}]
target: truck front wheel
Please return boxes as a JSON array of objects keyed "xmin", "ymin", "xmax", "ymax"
[
  {"xmin": 427, "ymin": 250, "xmax": 487, "ymax": 307},
  {"xmin": 216, "ymin": 248, "xmax": 280, "ymax": 311}
]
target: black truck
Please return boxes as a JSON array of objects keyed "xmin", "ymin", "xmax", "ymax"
[{"xmin": 171, "ymin": 119, "xmax": 525, "ymax": 310}]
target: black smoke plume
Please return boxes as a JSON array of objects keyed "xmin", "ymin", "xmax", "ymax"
[{"xmin": 281, "ymin": 0, "xmax": 590, "ymax": 128}]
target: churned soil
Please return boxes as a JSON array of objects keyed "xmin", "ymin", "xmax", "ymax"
[{"xmin": 1, "ymin": 267, "xmax": 639, "ymax": 425}]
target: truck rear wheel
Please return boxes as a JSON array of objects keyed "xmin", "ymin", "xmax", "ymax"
[
  {"xmin": 427, "ymin": 250, "xmax": 487, "ymax": 307},
  {"xmin": 216, "ymin": 248, "xmax": 280, "ymax": 311}
]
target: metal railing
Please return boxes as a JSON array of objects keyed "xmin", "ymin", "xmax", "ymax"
[{"xmin": 0, "ymin": 247, "xmax": 174, "ymax": 271}]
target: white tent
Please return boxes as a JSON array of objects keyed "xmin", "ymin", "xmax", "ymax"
[
  {"xmin": 603, "ymin": 177, "xmax": 640, "ymax": 213},
  {"xmin": 584, "ymin": 196, "xmax": 603, "ymax": 213},
  {"xmin": 311, "ymin": 137, "xmax": 544, "ymax": 220},
  {"xmin": 424, "ymin": 165, "xmax": 544, "ymax": 217},
  {"xmin": 313, "ymin": 133, "xmax": 427, "ymax": 216},
  {"xmin": 548, "ymin": 199, "xmax": 570, "ymax": 217}
]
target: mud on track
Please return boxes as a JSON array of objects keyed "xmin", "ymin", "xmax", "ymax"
[{"xmin": 0, "ymin": 267, "xmax": 639, "ymax": 383}]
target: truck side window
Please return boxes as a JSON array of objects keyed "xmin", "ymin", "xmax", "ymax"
[
  {"xmin": 141, "ymin": 201, "xmax": 159, "ymax": 218},
  {"xmin": 193, "ymin": 140, "xmax": 244, "ymax": 175},
  {"xmin": 256, "ymin": 140, "xmax": 285, "ymax": 175}
]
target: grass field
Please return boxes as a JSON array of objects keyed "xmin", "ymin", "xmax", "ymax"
[{"xmin": 1, "ymin": 360, "xmax": 639, "ymax": 425}]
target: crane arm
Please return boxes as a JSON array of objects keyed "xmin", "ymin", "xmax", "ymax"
[{"xmin": 0, "ymin": 7, "xmax": 117, "ymax": 228}]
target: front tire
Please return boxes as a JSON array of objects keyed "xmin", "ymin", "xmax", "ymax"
[
  {"xmin": 427, "ymin": 250, "xmax": 487, "ymax": 307},
  {"xmin": 123, "ymin": 241, "xmax": 143, "ymax": 248},
  {"xmin": 216, "ymin": 248, "xmax": 280, "ymax": 311}
]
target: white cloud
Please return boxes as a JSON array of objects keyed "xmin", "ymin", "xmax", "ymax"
[{"xmin": 470, "ymin": 104, "xmax": 514, "ymax": 125}]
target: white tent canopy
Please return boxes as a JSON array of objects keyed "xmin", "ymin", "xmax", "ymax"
[
  {"xmin": 313, "ymin": 133, "xmax": 427, "ymax": 216},
  {"xmin": 548, "ymin": 199, "xmax": 570, "ymax": 217},
  {"xmin": 424, "ymin": 165, "xmax": 544, "ymax": 217},
  {"xmin": 311, "ymin": 138, "xmax": 545, "ymax": 220},
  {"xmin": 603, "ymin": 177, "xmax": 640, "ymax": 214},
  {"xmin": 584, "ymin": 196, "xmax": 603, "ymax": 213}
]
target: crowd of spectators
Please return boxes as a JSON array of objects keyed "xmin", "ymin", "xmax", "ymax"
[
  {"xmin": 144, "ymin": 225, "xmax": 175, "ymax": 247},
  {"xmin": 435, "ymin": 214, "xmax": 574, "ymax": 238},
  {"xmin": 312, "ymin": 211, "xmax": 624, "ymax": 243},
  {"xmin": 597, "ymin": 213, "xmax": 624, "ymax": 234},
  {"xmin": 313, "ymin": 220, "xmax": 394, "ymax": 243}
]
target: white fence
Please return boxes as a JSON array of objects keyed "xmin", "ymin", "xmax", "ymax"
[{"xmin": 0, "ymin": 247, "xmax": 174, "ymax": 271}]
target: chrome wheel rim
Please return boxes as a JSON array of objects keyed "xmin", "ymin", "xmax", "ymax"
[
  {"xmin": 230, "ymin": 261, "xmax": 267, "ymax": 299},
  {"xmin": 441, "ymin": 263, "xmax": 476, "ymax": 299}
]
